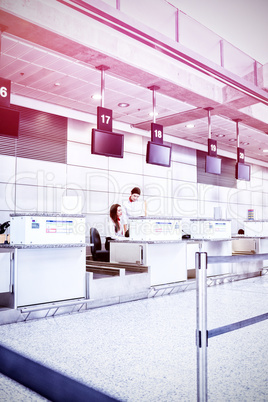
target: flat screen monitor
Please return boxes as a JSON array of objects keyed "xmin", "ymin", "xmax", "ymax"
[
  {"xmin": 236, "ymin": 162, "xmax": 250, "ymax": 181},
  {"xmin": 205, "ymin": 155, "xmax": 221, "ymax": 175},
  {"xmin": 146, "ymin": 141, "xmax": 171, "ymax": 167},
  {"xmin": 91, "ymin": 128, "xmax": 124, "ymax": 158},
  {"xmin": 0, "ymin": 107, "xmax": 20, "ymax": 138}
]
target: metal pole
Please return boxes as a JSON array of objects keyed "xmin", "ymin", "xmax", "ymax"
[
  {"xmin": 96, "ymin": 65, "xmax": 109, "ymax": 108},
  {"xmin": 205, "ymin": 107, "xmax": 213, "ymax": 139},
  {"xmin": 236, "ymin": 120, "xmax": 239, "ymax": 147},
  {"xmin": 101, "ymin": 68, "xmax": 105, "ymax": 108},
  {"xmin": 148, "ymin": 85, "xmax": 160, "ymax": 123},
  {"xmin": 152, "ymin": 87, "xmax": 157, "ymax": 123},
  {"xmin": 233, "ymin": 119, "xmax": 241, "ymax": 148},
  {"xmin": 196, "ymin": 251, "xmax": 208, "ymax": 402}
]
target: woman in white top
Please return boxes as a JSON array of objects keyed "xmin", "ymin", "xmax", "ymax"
[{"xmin": 108, "ymin": 203, "xmax": 126, "ymax": 238}]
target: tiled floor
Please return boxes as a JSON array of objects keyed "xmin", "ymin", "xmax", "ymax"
[{"xmin": 0, "ymin": 274, "xmax": 267, "ymax": 401}]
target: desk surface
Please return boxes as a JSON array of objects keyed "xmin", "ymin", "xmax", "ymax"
[
  {"xmin": 128, "ymin": 216, "xmax": 182, "ymax": 220},
  {"xmin": 111, "ymin": 239, "xmax": 183, "ymax": 244},
  {"xmin": 0, "ymin": 243, "xmax": 88, "ymax": 249}
]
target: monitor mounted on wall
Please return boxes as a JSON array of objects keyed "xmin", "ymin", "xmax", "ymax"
[
  {"xmin": 146, "ymin": 141, "xmax": 171, "ymax": 167},
  {"xmin": 205, "ymin": 155, "xmax": 221, "ymax": 175},
  {"xmin": 91, "ymin": 128, "xmax": 124, "ymax": 158}
]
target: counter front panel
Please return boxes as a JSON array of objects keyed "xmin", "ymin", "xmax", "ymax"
[{"xmin": 129, "ymin": 216, "xmax": 182, "ymax": 241}]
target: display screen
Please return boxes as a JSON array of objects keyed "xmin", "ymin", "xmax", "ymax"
[
  {"xmin": 0, "ymin": 107, "xmax": 20, "ymax": 137},
  {"xmin": 236, "ymin": 162, "xmax": 250, "ymax": 181},
  {"xmin": 205, "ymin": 155, "xmax": 221, "ymax": 175},
  {"xmin": 146, "ymin": 141, "xmax": 171, "ymax": 167},
  {"xmin": 91, "ymin": 128, "xmax": 124, "ymax": 158}
]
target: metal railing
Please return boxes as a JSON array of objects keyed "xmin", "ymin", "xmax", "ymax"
[
  {"xmin": 196, "ymin": 252, "xmax": 268, "ymax": 401},
  {"xmin": 0, "ymin": 344, "xmax": 119, "ymax": 402}
]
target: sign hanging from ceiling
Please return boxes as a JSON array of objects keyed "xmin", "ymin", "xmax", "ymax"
[
  {"xmin": 97, "ymin": 106, "xmax": 113, "ymax": 132},
  {"xmin": 151, "ymin": 122, "xmax": 163, "ymax": 145},
  {"xmin": 0, "ymin": 77, "xmax": 11, "ymax": 108}
]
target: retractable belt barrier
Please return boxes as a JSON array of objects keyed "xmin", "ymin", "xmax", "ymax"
[
  {"xmin": 0, "ymin": 344, "xmax": 119, "ymax": 402},
  {"xmin": 196, "ymin": 252, "xmax": 268, "ymax": 402}
]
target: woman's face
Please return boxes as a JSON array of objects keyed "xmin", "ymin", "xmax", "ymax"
[{"xmin": 117, "ymin": 206, "xmax": 123, "ymax": 217}]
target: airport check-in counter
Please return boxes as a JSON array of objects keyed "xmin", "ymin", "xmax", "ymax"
[
  {"xmin": 110, "ymin": 217, "xmax": 235, "ymax": 285},
  {"xmin": 0, "ymin": 213, "xmax": 86, "ymax": 308},
  {"xmin": 189, "ymin": 219, "xmax": 232, "ymax": 277},
  {"xmin": 110, "ymin": 217, "xmax": 187, "ymax": 286},
  {"xmin": 231, "ymin": 220, "xmax": 268, "ymax": 272}
]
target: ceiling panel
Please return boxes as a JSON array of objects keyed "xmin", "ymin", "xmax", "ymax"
[{"xmin": 1, "ymin": 32, "xmax": 268, "ymax": 163}]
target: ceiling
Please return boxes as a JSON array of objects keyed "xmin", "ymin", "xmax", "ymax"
[{"xmin": 1, "ymin": 2, "xmax": 268, "ymax": 164}]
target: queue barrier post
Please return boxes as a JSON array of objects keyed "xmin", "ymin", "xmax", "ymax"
[{"xmin": 196, "ymin": 251, "xmax": 208, "ymax": 402}]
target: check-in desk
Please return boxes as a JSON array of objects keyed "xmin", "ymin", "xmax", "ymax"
[
  {"xmin": 110, "ymin": 217, "xmax": 186, "ymax": 286},
  {"xmin": 232, "ymin": 219, "xmax": 268, "ymax": 272},
  {"xmin": 244, "ymin": 220, "xmax": 268, "ymax": 269},
  {"xmin": 244, "ymin": 220, "xmax": 268, "ymax": 237},
  {"xmin": 0, "ymin": 213, "xmax": 86, "ymax": 308},
  {"xmin": 189, "ymin": 219, "xmax": 232, "ymax": 277}
]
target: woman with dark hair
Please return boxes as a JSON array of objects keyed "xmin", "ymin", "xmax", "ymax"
[{"xmin": 108, "ymin": 203, "xmax": 126, "ymax": 238}]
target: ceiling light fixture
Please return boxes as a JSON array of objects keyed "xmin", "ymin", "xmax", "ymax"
[
  {"xmin": 149, "ymin": 111, "xmax": 158, "ymax": 117},
  {"xmin": 240, "ymin": 142, "xmax": 249, "ymax": 146},
  {"xmin": 185, "ymin": 124, "xmax": 195, "ymax": 128},
  {"xmin": 54, "ymin": 82, "xmax": 61, "ymax": 86},
  {"xmin": 216, "ymin": 134, "xmax": 225, "ymax": 137},
  {"xmin": 118, "ymin": 102, "xmax": 130, "ymax": 108},
  {"xmin": 91, "ymin": 94, "xmax": 102, "ymax": 100},
  {"xmin": 229, "ymin": 138, "xmax": 236, "ymax": 142},
  {"xmin": 263, "ymin": 149, "xmax": 268, "ymax": 153}
]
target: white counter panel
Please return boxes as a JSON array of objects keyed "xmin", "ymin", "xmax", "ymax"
[
  {"xmin": 10, "ymin": 215, "xmax": 85, "ymax": 245},
  {"xmin": 129, "ymin": 217, "xmax": 182, "ymax": 241},
  {"xmin": 15, "ymin": 247, "xmax": 85, "ymax": 307},
  {"xmin": 110, "ymin": 241, "xmax": 187, "ymax": 286},
  {"xmin": 199, "ymin": 240, "xmax": 232, "ymax": 276},
  {"xmin": 0, "ymin": 253, "xmax": 11, "ymax": 293},
  {"xmin": 145, "ymin": 242, "xmax": 187, "ymax": 286}
]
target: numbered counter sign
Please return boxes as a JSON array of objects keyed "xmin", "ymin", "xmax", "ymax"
[
  {"xmin": 237, "ymin": 147, "xmax": 245, "ymax": 163},
  {"xmin": 208, "ymin": 138, "xmax": 217, "ymax": 157},
  {"xmin": 151, "ymin": 122, "xmax": 163, "ymax": 144},
  {"xmin": 0, "ymin": 77, "xmax": 11, "ymax": 108},
  {"xmin": 97, "ymin": 106, "xmax": 113, "ymax": 132}
]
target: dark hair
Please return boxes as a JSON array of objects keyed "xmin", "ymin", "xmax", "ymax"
[
  {"xmin": 110, "ymin": 204, "xmax": 121, "ymax": 233},
  {"xmin": 131, "ymin": 187, "xmax": 141, "ymax": 195}
]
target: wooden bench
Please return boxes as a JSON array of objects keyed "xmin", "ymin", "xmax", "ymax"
[
  {"xmin": 86, "ymin": 265, "xmax": 121, "ymax": 277},
  {"xmin": 86, "ymin": 259, "xmax": 148, "ymax": 274}
]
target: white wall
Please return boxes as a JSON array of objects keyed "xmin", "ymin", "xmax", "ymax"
[{"xmin": 1, "ymin": 117, "xmax": 267, "ymax": 243}]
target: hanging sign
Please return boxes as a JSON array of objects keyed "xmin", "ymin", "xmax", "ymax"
[
  {"xmin": 97, "ymin": 106, "xmax": 112, "ymax": 132},
  {"xmin": 151, "ymin": 122, "xmax": 163, "ymax": 144},
  {"xmin": 0, "ymin": 77, "xmax": 11, "ymax": 108},
  {"xmin": 208, "ymin": 138, "xmax": 217, "ymax": 157},
  {"xmin": 237, "ymin": 147, "xmax": 245, "ymax": 163}
]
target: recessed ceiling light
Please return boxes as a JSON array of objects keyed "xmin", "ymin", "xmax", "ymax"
[
  {"xmin": 240, "ymin": 142, "xmax": 249, "ymax": 146},
  {"xmin": 216, "ymin": 134, "xmax": 225, "ymax": 137},
  {"xmin": 229, "ymin": 138, "xmax": 236, "ymax": 142},
  {"xmin": 54, "ymin": 82, "xmax": 61, "ymax": 86},
  {"xmin": 91, "ymin": 94, "xmax": 102, "ymax": 100},
  {"xmin": 118, "ymin": 102, "xmax": 130, "ymax": 108},
  {"xmin": 263, "ymin": 149, "xmax": 268, "ymax": 153},
  {"xmin": 149, "ymin": 111, "xmax": 159, "ymax": 117},
  {"xmin": 185, "ymin": 124, "xmax": 195, "ymax": 128}
]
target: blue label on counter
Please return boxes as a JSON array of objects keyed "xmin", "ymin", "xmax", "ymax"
[{"xmin": 32, "ymin": 222, "xmax": 40, "ymax": 229}]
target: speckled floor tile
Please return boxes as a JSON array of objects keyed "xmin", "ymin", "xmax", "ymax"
[{"xmin": 0, "ymin": 274, "xmax": 267, "ymax": 401}]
